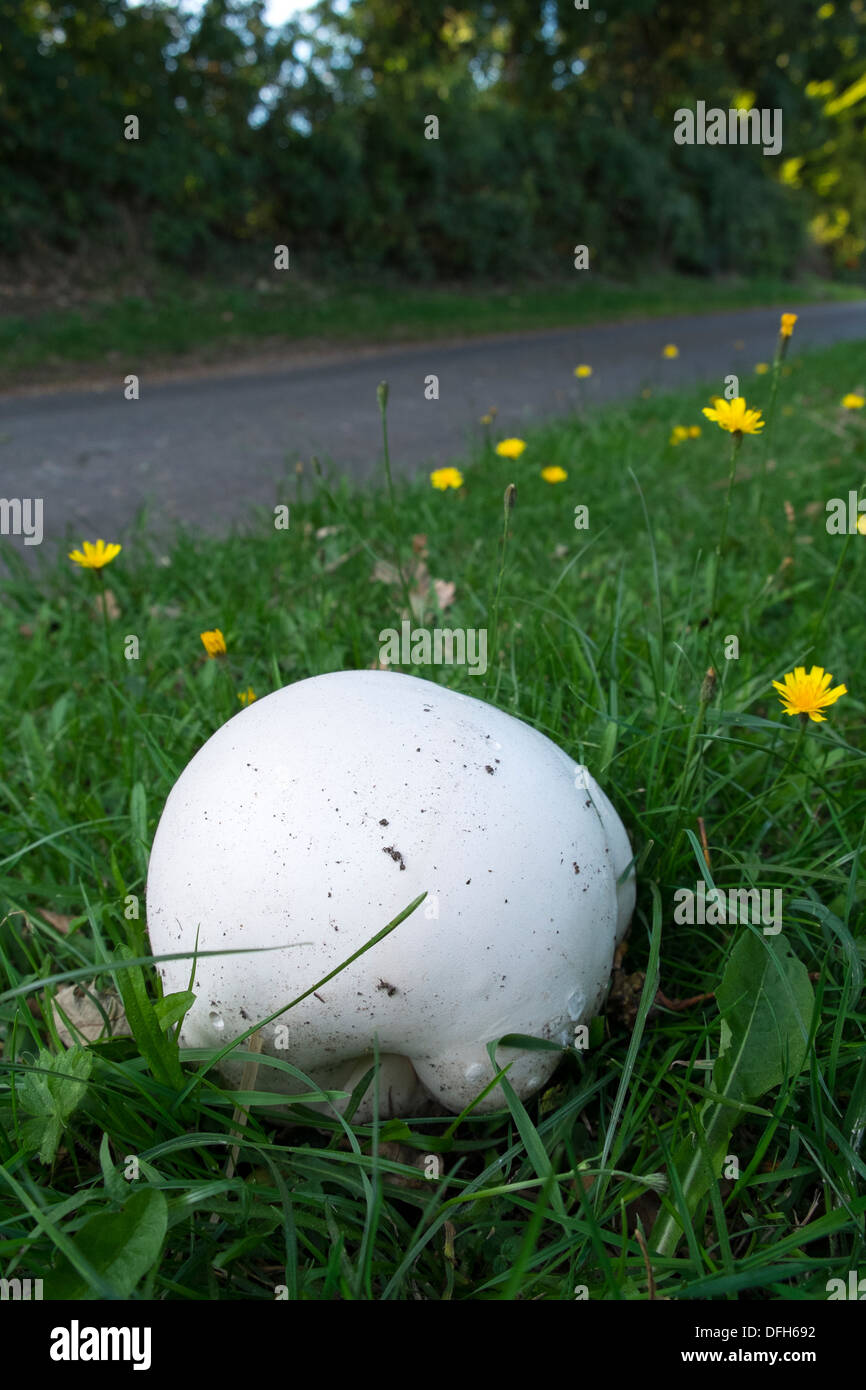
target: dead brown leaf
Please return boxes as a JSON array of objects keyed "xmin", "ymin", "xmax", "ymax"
[
  {"xmin": 38, "ymin": 909, "xmax": 75, "ymax": 935},
  {"xmin": 433, "ymin": 579, "xmax": 456, "ymax": 611},
  {"xmin": 371, "ymin": 547, "xmax": 455, "ymax": 623},
  {"xmin": 376, "ymin": 1141, "xmax": 431, "ymax": 1189},
  {"xmin": 409, "ymin": 561, "xmax": 430, "ymax": 619},
  {"xmin": 51, "ymin": 983, "xmax": 131, "ymax": 1048},
  {"xmin": 93, "ymin": 588, "xmax": 121, "ymax": 621},
  {"xmin": 370, "ymin": 558, "xmax": 400, "ymax": 586}
]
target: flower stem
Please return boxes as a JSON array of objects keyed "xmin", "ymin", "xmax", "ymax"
[
  {"xmin": 811, "ymin": 528, "xmax": 852, "ymax": 648},
  {"xmin": 377, "ymin": 381, "xmax": 414, "ymax": 623},
  {"xmin": 754, "ymin": 344, "xmax": 783, "ymax": 521},
  {"xmin": 707, "ymin": 432, "xmax": 740, "ymax": 642},
  {"xmin": 486, "ymin": 483, "xmax": 516, "ymax": 692},
  {"xmin": 96, "ymin": 571, "xmax": 118, "ymax": 741}
]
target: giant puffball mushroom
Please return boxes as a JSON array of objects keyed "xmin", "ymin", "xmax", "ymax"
[{"xmin": 146, "ymin": 670, "xmax": 635, "ymax": 1120}]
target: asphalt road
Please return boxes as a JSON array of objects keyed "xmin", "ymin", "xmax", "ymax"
[{"xmin": 1, "ymin": 300, "xmax": 864, "ymax": 551}]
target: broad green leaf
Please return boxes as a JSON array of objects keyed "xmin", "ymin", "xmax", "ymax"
[
  {"xmin": 113, "ymin": 946, "xmax": 184, "ymax": 1089},
  {"xmin": 129, "ymin": 781, "xmax": 149, "ymax": 878},
  {"xmin": 652, "ymin": 932, "xmax": 814, "ymax": 1256},
  {"xmin": 497, "ymin": 1032, "xmax": 564, "ymax": 1053},
  {"xmin": 598, "ymin": 717, "xmax": 618, "ymax": 775},
  {"xmin": 49, "ymin": 1189, "xmax": 168, "ymax": 1300},
  {"xmin": 18, "ymin": 1046, "xmax": 93, "ymax": 1164},
  {"xmin": 378, "ymin": 1119, "xmax": 413, "ymax": 1143},
  {"xmin": 714, "ymin": 931, "xmax": 813, "ymax": 1098},
  {"xmin": 153, "ymin": 989, "xmax": 196, "ymax": 1032},
  {"xmin": 98, "ymin": 1132, "xmax": 128, "ymax": 1204},
  {"xmin": 47, "ymin": 692, "xmax": 74, "ymax": 741}
]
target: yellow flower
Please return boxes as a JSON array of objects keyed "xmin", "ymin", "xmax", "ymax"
[
  {"xmin": 574, "ymin": 364, "xmax": 593, "ymax": 378},
  {"xmin": 755, "ymin": 362, "xmax": 770, "ymax": 374},
  {"xmin": 430, "ymin": 466, "xmax": 464, "ymax": 490},
  {"xmin": 541, "ymin": 466, "xmax": 567, "ymax": 483},
  {"xmin": 702, "ymin": 396, "xmax": 765, "ymax": 435},
  {"xmin": 670, "ymin": 424, "xmax": 701, "ymax": 445},
  {"xmin": 858, "ymin": 513, "xmax": 866, "ymax": 536},
  {"xmin": 200, "ymin": 629, "xmax": 227, "ymax": 657},
  {"xmin": 68, "ymin": 539, "xmax": 122, "ymax": 570},
  {"xmin": 842, "ymin": 393, "xmax": 865, "ymax": 409},
  {"xmin": 479, "ymin": 414, "xmax": 493, "ymax": 425},
  {"xmin": 772, "ymin": 666, "xmax": 847, "ymax": 723},
  {"xmin": 495, "ymin": 438, "xmax": 526, "ymax": 459},
  {"xmin": 662, "ymin": 344, "xmax": 679, "ymax": 358},
  {"xmin": 780, "ymin": 312, "xmax": 798, "ymax": 338},
  {"xmin": 238, "ymin": 687, "xmax": 256, "ymax": 705}
]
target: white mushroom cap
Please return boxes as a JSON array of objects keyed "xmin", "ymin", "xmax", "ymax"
[{"xmin": 146, "ymin": 670, "xmax": 635, "ymax": 1119}]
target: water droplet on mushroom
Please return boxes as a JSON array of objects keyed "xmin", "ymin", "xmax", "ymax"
[
  {"xmin": 209, "ymin": 1011, "xmax": 224, "ymax": 1032},
  {"xmin": 464, "ymin": 1062, "xmax": 485, "ymax": 1082}
]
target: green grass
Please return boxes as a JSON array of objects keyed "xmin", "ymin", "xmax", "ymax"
[
  {"xmin": 0, "ymin": 337, "xmax": 864, "ymax": 1300},
  {"xmin": 0, "ymin": 266, "xmax": 862, "ymax": 387}
]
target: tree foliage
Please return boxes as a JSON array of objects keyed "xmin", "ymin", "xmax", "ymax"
[{"xmin": 0, "ymin": 0, "xmax": 863, "ymax": 278}]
